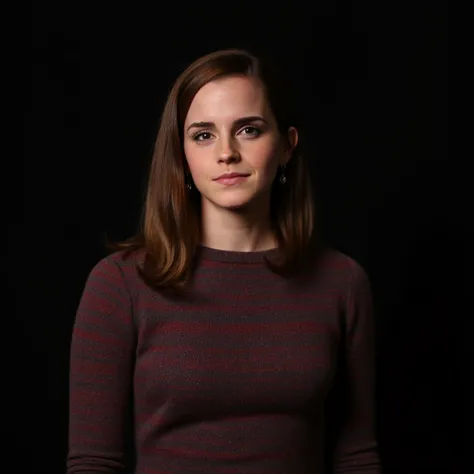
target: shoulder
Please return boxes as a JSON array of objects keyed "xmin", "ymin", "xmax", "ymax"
[
  {"xmin": 75, "ymin": 251, "xmax": 141, "ymax": 331},
  {"xmin": 310, "ymin": 246, "xmax": 371, "ymax": 296},
  {"xmin": 86, "ymin": 248, "xmax": 146, "ymax": 289},
  {"xmin": 315, "ymin": 246, "xmax": 367, "ymax": 276}
]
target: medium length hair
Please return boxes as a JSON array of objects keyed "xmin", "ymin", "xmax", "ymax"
[{"xmin": 110, "ymin": 49, "xmax": 318, "ymax": 290}]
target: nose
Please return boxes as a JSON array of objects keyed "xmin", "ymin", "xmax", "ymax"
[{"xmin": 217, "ymin": 136, "xmax": 240, "ymax": 164}]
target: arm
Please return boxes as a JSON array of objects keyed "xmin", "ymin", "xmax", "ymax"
[
  {"xmin": 325, "ymin": 260, "xmax": 381, "ymax": 473},
  {"xmin": 67, "ymin": 256, "xmax": 136, "ymax": 474}
]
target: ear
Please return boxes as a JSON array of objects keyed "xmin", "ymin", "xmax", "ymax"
[{"xmin": 282, "ymin": 126, "xmax": 299, "ymax": 165}]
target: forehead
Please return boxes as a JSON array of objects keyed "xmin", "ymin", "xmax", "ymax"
[{"xmin": 185, "ymin": 76, "xmax": 268, "ymax": 122}]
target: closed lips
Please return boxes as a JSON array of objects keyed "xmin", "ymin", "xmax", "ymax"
[{"xmin": 214, "ymin": 173, "xmax": 250, "ymax": 180}]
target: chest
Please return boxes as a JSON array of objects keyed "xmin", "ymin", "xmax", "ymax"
[{"xmin": 132, "ymin": 279, "xmax": 342, "ymax": 416}]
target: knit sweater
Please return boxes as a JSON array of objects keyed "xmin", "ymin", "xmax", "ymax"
[{"xmin": 67, "ymin": 245, "xmax": 380, "ymax": 473}]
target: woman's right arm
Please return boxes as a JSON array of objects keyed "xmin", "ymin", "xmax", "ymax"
[{"xmin": 67, "ymin": 256, "xmax": 136, "ymax": 474}]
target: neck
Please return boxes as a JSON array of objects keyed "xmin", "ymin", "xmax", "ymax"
[{"xmin": 200, "ymin": 200, "xmax": 277, "ymax": 253}]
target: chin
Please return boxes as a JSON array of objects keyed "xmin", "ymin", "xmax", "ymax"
[
  {"xmin": 203, "ymin": 194, "xmax": 255, "ymax": 212},
  {"xmin": 218, "ymin": 198, "xmax": 253, "ymax": 211}
]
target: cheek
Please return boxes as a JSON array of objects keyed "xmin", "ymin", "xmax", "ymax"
[
  {"xmin": 247, "ymin": 141, "xmax": 281, "ymax": 174},
  {"xmin": 184, "ymin": 147, "xmax": 207, "ymax": 177}
]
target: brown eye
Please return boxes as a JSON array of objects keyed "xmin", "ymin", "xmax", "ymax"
[
  {"xmin": 240, "ymin": 126, "xmax": 261, "ymax": 137},
  {"xmin": 194, "ymin": 131, "xmax": 213, "ymax": 141}
]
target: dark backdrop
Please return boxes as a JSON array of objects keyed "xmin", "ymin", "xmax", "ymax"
[{"xmin": 22, "ymin": 1, "xmax": 457, "ymax": 473}]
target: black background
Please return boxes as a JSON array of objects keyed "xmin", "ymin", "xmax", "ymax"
[{"xmin": 22, "ymin": 1, "xmax": 458, "ymax": 472}]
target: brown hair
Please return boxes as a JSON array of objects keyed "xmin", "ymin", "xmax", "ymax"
[{"xmin": 109, "ymin": 49, "xmax": 318, "ymax": 290}]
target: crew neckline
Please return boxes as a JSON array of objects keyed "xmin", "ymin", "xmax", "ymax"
[{"xmin": 197, "ymin": 244, "xmax": 281, "ymax": 263}]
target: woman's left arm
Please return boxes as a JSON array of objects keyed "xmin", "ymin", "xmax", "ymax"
[{"xmin": 329, "ymin": 259, "xmax": 381, "ymax": 473}]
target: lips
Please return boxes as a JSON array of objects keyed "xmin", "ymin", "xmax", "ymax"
[
  {"xmin": 213, "ymin": 173, "xmax": 250, "ymax": 186},
  {"xmin": 214, "ymin": 172, "xmax": 250, "ymax": 180}
]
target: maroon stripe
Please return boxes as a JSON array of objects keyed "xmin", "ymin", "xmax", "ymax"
[
  {"xmin": 70, "ymin": 358, "xmax": 126, "ymax": 375},
  {"xmin": 199, "ymin": 258, "xmax": 350, "ymax": 269},
  {"xmin": 140, "ymin": 344, "xmax": 329, "ymax": 355},
  {"xmin": 186, "ymin": 290, "xmax": 342, "ymax": 298},
  {"xmin": 72, "ymin": 386, "xmax": 125, "ymax": 401},
  {"xmin": 160, "ymin": 359, "xmax": 328, "ymax": 371},
  {"xmin": 72, "ymin": 327, "xmax": 130, "ymax": 345},
  {"xmin": 138, "ymin": 302, "xmax": 337, "ymax": 312},
  {"xmin": 154, "ymin": 320, "xmax": 336, "ymax": 335},
  {"xmin": 144, "ymin": 446, "xmax": 300, "ymax": 461}
]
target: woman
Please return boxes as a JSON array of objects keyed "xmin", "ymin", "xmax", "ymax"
[{"xmin": 67, "ymin": 49, "xmax": 380, "ymax": 473}]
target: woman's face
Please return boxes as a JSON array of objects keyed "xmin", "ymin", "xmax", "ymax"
[{"xmin": 183, "ymin": 75, "xmax": 297, "ymax": 212}]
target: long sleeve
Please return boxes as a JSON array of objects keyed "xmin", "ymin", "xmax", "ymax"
[
  {"xmin": 67, "ymin": 256, "xmax": 136, "ymax": 474},
  {"xmin": 325, "ymin": 260, "xmax": 381, "ymax": 473}
]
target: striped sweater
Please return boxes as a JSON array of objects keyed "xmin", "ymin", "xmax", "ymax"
[{"xmin": 67, "ymin": 245, "xmax": 380, "ymax": 473}]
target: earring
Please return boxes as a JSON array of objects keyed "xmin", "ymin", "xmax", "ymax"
[
  {"xmin": 279, "ymin": 165, "xmax": 287, "ymax": 185},
  {"xmin": 185, "ymin": 173, "xmax": 193, "ymax": 190}
]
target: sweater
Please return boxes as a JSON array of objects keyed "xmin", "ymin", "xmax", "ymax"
[{"xmin": 67, "ymin": 245, "xmax": 380, "ymax": 473}]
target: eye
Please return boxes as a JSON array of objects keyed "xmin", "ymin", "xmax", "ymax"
[
  {"xmin": 240, "ymin": 126, "xmax": 262, "ymax": 137},
  {"xmin": 193, "ymin": 131, "xmax": 213, "ymax": 141}
]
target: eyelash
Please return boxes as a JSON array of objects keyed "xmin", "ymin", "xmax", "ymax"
[{"xmin": 192, "ymin": 126, "xmax": 262, "ymax": 142}]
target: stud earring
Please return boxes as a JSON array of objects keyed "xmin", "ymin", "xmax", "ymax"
[
  {"xmin": 279, "ymin": 165, "xmax": 287, "ymax": 185},
  {"xmin": 185, "ymin": 173, "xmax": 193, "ymax": 190}
]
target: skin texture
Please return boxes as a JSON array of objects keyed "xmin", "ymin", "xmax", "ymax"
[{"xmin": 183, "ymin": 75, "xmax": 298, "ymax": 252}]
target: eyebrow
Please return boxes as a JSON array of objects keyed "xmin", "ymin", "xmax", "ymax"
[{"xmin": 186, "ymin": 116, "xmax": 268, "ymax": 132}]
